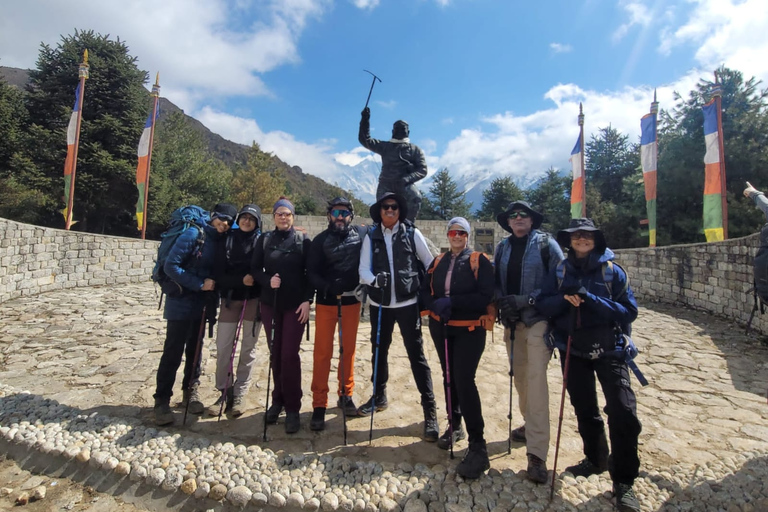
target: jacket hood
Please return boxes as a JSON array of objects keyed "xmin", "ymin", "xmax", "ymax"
[
  {"xmin": 497, "ymin": 200, "xmax": 544, "ymax": 233},
  {"xmin": 237, "ymin": 204, "xmax": 262, "ymax": 229}
]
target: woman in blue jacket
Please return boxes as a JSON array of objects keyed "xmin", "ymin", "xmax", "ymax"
[{"xmin": 535, "ymin": 218, "xmax": 642, "ymax": 512}]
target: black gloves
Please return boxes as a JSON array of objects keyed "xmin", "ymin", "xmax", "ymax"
[
  {"xmin": 431, "ymin": 297, "xmax": 451, "ymax": 322},
  {"xmin": 373, "ymin": 272, "xmax": 389, "ymax": 289},
  {"xmin": 361, "ymin": 107, "xmax": 371, "ymax": 120}
]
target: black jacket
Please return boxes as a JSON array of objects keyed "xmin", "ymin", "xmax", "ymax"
[
  {"xmin": 308, "ymin": 226, "xmax": 365, "ymax": 307},
  {"xmin": 421, "ymin": 249, "xmax": 495, "ymax": 321},
  {"xmin": 214, "ymin": 228, "xmax": 262, "ymax": 303},
  {"xmin": 366, "ymin": 221, "xmax": 422, "ymax": 306},
  {"xmin": 359, "ymin": 117, "xmax": 427, "ymax": 186},
  {"xmin": 251, "ymin": 228, "xmax": 313, "ymax": 311}
]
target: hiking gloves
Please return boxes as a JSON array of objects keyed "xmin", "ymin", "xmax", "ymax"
[
  {"xmin": 497, "ymin": 295, "xmax": 530, "ymax": 325},
  {"xmin": 431, "ymin": 298, "xmax": 451, "ymax": 322},
  {"xmin": 373, "ymin": 272, "xmax": 389, "ymax": 289}
]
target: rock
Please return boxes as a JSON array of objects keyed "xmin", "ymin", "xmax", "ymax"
[
  {"xmin": 32, "ymin": 486, "xmax": 46, "ymax": 501},
  {"xmin": 404, "ymin": 498, "xmax": 428, "ymax": 512},
  {"xmin": 270, "ymin": 491, "xmax": 287, "ymax": 507},
  {"xmin": 162, "ymin": 472, "xmax": 183, "ymax": 491},
  {"xmin": 76, "ymin": 449, "xmax": 90, "ymax": 463},
  {"xmin": 252, "ymin": 492, "xmax": 269, "ymax": 506},
  {"xmin": 194, "ymin": 482, "xmax": 210, "ymax": 499},
  {"xmin": 305, "ymin": 497, "xmax": 321, "ymax": 511},
  {"xmin": 146, "ymin": 468, "xmax": 165, "ymax": 487},
  {"xmin": 380, "ymin": 497, "xmax": 401, "ymax": 512},
  {"xmin": 180, "ymin": 479, "xmax": 197, "ymax": 495},
  {"xmin": 16, "ymin": 492, "xmax": 30, "ymax": 505},
  {"xmin": 288, "ymin": 492, "xmax": 306, "ymax": 508},
  {"xmin": 209, "ymin": 483, "xmax": 228, "ymax": 501},
  {"xmin": 227, "ymin": 486, "xmax": 253, "ymax": 507},
  {"xmin": 0, "ymin": 488, "xmax": 13, "ymax": 496},
  {"xmin": 322, "ymin": 492, "xmax": 340, "ymax": 511}
]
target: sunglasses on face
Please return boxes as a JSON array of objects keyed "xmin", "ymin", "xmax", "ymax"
[
  {"xmin": 330, "ymin": 209, "xmax": 352, "ymax": 218},
  {"xmin": 448, "ymin": 230, "xmax": 468, "ymax": 238},
  {"xmin": 570, "ymin": 231, "xmax": 595, "ymax": 240},
  {"xmin": 508, "ymin": 211, "xmax": 530, "ymax": 219},
  {"xmin": 274, "ymin": 212, "xmax": 293, "ymax": 219},
  {"xmin": 381, "ymin": 203, "xmax": 399, "ymax": 211}
]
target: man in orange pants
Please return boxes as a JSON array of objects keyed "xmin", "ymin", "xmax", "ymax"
[{"xmin": 307, "ymin": 197, "xmax": 366, "ymax": 430}]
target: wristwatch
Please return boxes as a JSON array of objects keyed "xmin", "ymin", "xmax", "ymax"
[{"xmin": 528, "ymin": 296, "xmax": 536, "ymax": 306}]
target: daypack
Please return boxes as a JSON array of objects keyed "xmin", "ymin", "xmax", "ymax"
[
  {"xmin": 746, "ymin": 247, "xmax": 768, "ymax": 333},
  {"xmin": 152, "ymin": 205, "xmax": 210, "ymax": 301}
]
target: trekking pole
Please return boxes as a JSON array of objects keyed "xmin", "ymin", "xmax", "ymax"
[
  {"xmin": 369, "ymin": 303, "xmax": 383, "ymax": 445},
  {"xmin": 263, "ymin": 292, "xmax": 277, "ymax": 442},
  {"xmin": 551, "ymin": 306, "xmax": 578, "ymax": 501},
  {"xmin": 507, "ymin": 318, "xmax": 515, "ymax": 455},
  {"xmin": 219, "ymin": 299, "xmax": 248, "ymax": 421},
  {"xmin": 363, "ymin": 70, "xmax": 382, "ymax": 109},
  {"xmin": 337, "ymin": 296, "xmax": 348, "ymax": 446},
  {"xmin": 183, "ymin": 306, "xmax": 207, "ymax": 426},
  {"xmin": 443, "ymin": 322, "xmax": 454, "ymax": 459}
]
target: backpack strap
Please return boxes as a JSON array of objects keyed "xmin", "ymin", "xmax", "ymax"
[
  {"xmin": 469, "ymin": 251, "xmax": 480, "ymax": 279},
  {"xmin": 555, "ymin": 260, "xmax": 566, "ymax": 289},
  {"xmin": 603, "ymin": 261, "xmax": 629, "ymax": 299},
  {"xmin": 428, "ymin": 252, "xmax": 447, "ymax": 296},
  {"xmin": 539, "ymin": 233, "xmax": 551, "ymax": 270}
]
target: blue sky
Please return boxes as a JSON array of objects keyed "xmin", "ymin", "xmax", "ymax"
[{"xmin": 1, "ymin": 0, "xmax": 767, "ymax": 203}]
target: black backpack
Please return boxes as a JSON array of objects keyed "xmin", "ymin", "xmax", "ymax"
[{"xmin": 747, "ymin": 246, "xmax": 768, "ymax": 333}]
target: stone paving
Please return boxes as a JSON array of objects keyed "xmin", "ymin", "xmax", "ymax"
[{"xmin": 0, "ymin": 282, "xmax": 767, "ymax": 511}]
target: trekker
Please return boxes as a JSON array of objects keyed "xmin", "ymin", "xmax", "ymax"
[
  {"xmin": 153, "ymin": 203, "xmax": 237, "ymax": 426},
  {"xmin": 536, "ymin": 218, "xmax": 641, "ymax": 512},
  {"xmin": 357, "ymin": 192, "xmax": 439, "ymax": 441},
  {"xmin": 421, "ymin": 217, "xmax": 495, "ymax": 478},
  {"xmin": 358, "ymin": 107, "xmax": 427, "ymax": 221},
  {"xmin": 494, "ymin": 201, "xmax": 563, "ymax": 483},
  {"xmin": 206, "ymin": 204, "xmax": 263, "ymax": 418},
  {"xmin": 252, "ymin": 197, "xmax": 313, "ymax": 434},
  {"xmin": 307, "ymin": 197, "xmax": 365, "ymax": 430}
]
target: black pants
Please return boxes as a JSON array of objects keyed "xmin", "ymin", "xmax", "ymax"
[
  {"xmin": 154, "ymin": 318, "xmax": 204, "ymax": 403},
  {"xmin": 429, "ymin": 319, "xmax": 486, "ymax": 443},
  {"xmin": 369, "ymin": 304, "xmax": 435, "ymax": 405},
  {"xmin": 559, "ymin": 352, "xmax": 642, "ymax": 485}
]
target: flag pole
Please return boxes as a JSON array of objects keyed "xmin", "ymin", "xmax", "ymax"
[
  {"xmin": 650, "ymin": 90, "xmax": 659, "ymax": 247},
  {"xmin": 140, "ymin": 73, "xmax": 161, "ymax": 240},
  {"xmin": 578, "ymin": 102, "xmax": 586, "ymax": 218},
  {"xmin": 65, "ymin": 50, "xmax": 89, "ymax": 230},
  {"xmin": 713, "ymin": 72, "xmax": 728, "ymax": 239}
]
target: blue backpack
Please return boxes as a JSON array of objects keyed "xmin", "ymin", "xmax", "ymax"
[{"xmin": 152, "ymin": 205, "xmax": 210, "ymax": 295}]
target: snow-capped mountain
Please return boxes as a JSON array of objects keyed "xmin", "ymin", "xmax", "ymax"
[{"xmin": 328, "ymin": 156, "xmax": 381, "ymax": 204}]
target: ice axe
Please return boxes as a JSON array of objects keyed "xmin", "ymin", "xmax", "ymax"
[{"xmin": 363, "ymin": 70, "xmax": 382, "ymax": 109}]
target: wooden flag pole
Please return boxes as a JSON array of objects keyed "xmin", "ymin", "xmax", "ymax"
[{"xmin": 65, "ymin": 50, "xmax": 89, "ymax": 231}]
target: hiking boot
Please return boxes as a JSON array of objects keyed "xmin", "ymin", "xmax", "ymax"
[
  {"xmin": 182, "ymin": 385, "xmax": 204, "ymax": 415},
  {"xmin": 337, "ymin": 395, "xmax": 358, "ymax": 417},
  {"xmin": 266, "ymin": 402, "xmax": 283, "ymax": 424},
  {"xmin": 310, "ymin": 408, "xmax": 326, "ymax": 431},
  {"xmin": 154, "ymin": 399, "xmax": 174, "ymax": 426},
  {"xmin": 565, "ymin": 457, "xmax": 608, "ymax": 478},
  {"xmin": 456, "ymin": 440, "xmax": 490, "ymax": 479},
  {"xmin": 230, "ymin": 394, "xmax": 245, "ymax": 417},
  {"xmin": 356, "ymin": 391, "xmax": 388, "ymax": 416},
  {"xmin": 511, "ymin": 425, "xmax": 526, "ymax": 443},
  {"xmin": 285, "ymin": 412, "xmax": 301, "ymax": 434},
  {"xmin": 422, "ymin": 402, "xmax": 439, "ymax": 442},
  {"xmin": 614, "ymin": 483, "xmax": 641, "ymax": 512},
  {"xmin": 206, "ymin": 394, "xmax": 229, "ymax": 417},
  {"xmin": 437, "ymin": 424, "xmax": 466, "ymax": 450},
  {"xmin": 526, "ymin": 454, "xmax": 549, "ymax": 484}
]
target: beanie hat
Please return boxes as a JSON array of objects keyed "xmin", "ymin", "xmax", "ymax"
[
  {"xmin": 447, "ymin": 217, "xmax": 471, "ymax": 234},
  {"xmin": 212, "ymin": 203, "xmax": 237, "ymax": 222}
]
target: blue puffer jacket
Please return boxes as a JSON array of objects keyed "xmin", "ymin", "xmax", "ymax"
[
  {"xmin": 536, "ymin": 248, "xmax": 638, "ymax": 339},
  {"xmin": 163, "ymin": 223, "xmax": 221, "ymax": 321},
  {"xmin": 494, "ymin": 230, "xmax": 564, "ymax": 326}
]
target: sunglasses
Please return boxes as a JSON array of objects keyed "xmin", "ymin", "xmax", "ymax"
[
  {"xmin": 274, "ymin": 212, "xmax": 293, "ymax": 218},
  {"xmin": 570, "ymin": 231, "xmax": 595, "ymax": 240},
  {"xmin": 330, "ymin": 209, "xmax": 352, "ymax": 218},
  {"xmin": 508, "ymin": 211, "xmax": 530, "ymax": 219},
  {"xmin": 448, "ymin": 230, "xmax": 468, "ymax": 238},
  {"xmin": 381, "ymin": 203, "xmax": 399, "ymax": 211}
]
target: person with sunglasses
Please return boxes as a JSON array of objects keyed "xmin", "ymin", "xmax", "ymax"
[
  {"xmin": 420, "ymin": 217, "xmax": 495, "ymax": 478},
  {"xmin": 306, "ymin": 197, "xmax": 367, "ymax": 430},
  {"xmin": 535, "ymin": 218, "xmax": 641, "ymax": 512},
  {"xmin": 493, "ymin": 200, "xmax": 563, "ymax": 483},
  {"xmin": 251, "ymin": 196, "xmax": 313, "ymax": 434},
  {"xmin": 357, "ymin": 192, "xmax": 439, "ymax": 441},
  {"xmin": 153, "ymin": 203, "xmax": 237, "ymax": 426}
]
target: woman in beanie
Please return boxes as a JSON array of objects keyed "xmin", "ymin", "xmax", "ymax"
[
  {"xmin": 535, "ymin": 218, "xmax": 641, "ymax": 512},
  {"xmin": 420, "ymin": 217, "xmax": 495, "ymax": 479},
  {"xmin": 206, "ymin": 204, "xmax": 263, "ymax": 418},
  {"xmin": 251, "ymin": 197, "xmax": 313, "ymax": 434}
]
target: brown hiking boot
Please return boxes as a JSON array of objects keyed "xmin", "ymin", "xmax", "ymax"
[
  {"xmin": 511, "ymin": 425, "xmax": 526, "ymax": 442},
  {"xmin": 526, "ymin": 454, "xmax": 548, "ymax": 484}
]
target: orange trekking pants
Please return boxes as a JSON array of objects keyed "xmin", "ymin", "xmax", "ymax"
[{"xmin": 311, "ymin": 302, "xmax": 361, "ymax": 408}]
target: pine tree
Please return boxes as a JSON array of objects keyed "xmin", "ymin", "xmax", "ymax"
[
  {"xmin": 524, "ymin": 168, "xmax": 570, "ymax": 233},
  {"xmin": 423, "ymin": 168, "xmax": 472, "ymax": 220},
  {"xmin": 476, "ymin": 176, "xmax": 524, "ymax": 221}
]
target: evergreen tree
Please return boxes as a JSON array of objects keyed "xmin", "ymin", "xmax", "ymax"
[
  {"xmin": 524, "ymin": 168, "xmax": 570, "ymax": 234},
  {"xmin": 476, "ymin": 176, "xmax": 524, "ymax": 221},
  {"xmin": 585, "ymin": 126, "xmax": 639, "ymax": 203},
  {"xmin": 423, "ymin": 168, "xmax": 472, "ymax": 220},
  {"xmin": 230, "ymin": 142, "xmax": 285, "ymax": 215}
]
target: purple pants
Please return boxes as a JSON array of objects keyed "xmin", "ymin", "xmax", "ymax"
[{"xmin": 260, "ymin": 303, "xmax": 305, "ymax": 413}]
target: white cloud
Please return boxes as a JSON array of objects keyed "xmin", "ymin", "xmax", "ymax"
[
  {"xmin": 351, "ymin": 0, "xmax": 380, "ymax": 9},
  {"xmin": 374, "ymin": 99, "xmax": 397, "ymax": 109},
  {"xmin": 613, "ymin": 1, "xmax": 653, "ymax": 42},
  {"xmin": 549, "ymin": 42, "xmax": 573, "ymax": 54}
]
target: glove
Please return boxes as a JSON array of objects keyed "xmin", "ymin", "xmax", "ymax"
[
  {"xmin": 361, "ymin": 107, "xmax": 371, "ymax": 120},
  {"xmin": 431, "ymin": 297, "xmax": 451, "ymax": 322},
  {"xmin": 373, "ymin": 272, "xmax": 389, "ymax": 289},
  {"xmin": 497, "ymin": 295, "xmax": 528, "ymax": 318},
  {"xmin": 328, "ymin": 278, "xmax": 345, "ymax": 297}
]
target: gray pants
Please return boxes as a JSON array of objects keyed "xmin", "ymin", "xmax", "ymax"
[{"xmin": 215, "ymin": 299, "xmax": 262, "ymax": 397}]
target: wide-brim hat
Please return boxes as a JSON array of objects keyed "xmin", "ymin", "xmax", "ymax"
[
  {"xmin": 370, "ymin": 192, "xmax": 408, "ymax": 224},
  {"xmin": 556, "ymin": 218, "xmax": 606, "ymax": 252},
  {"xmin": 496, "ymin": 200, "xmax": 544, "ymax": 233}
]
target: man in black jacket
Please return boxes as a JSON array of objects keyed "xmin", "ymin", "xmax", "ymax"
[
  {"xmin": 359, "ymin": 107, "xmax": 427, "ymax": 221},
  {"xmin": 307, "ymin": 197, "xmax": 365, "ymax": 430},
  {"xmin": 357, "ymin": 192, "xmax": 438, "ymax": 441}
]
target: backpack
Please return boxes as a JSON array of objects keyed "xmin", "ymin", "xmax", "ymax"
[
  {"xmin": 428, "ymin": 251, "xmax": 486, "ymax": 295},
  {"xmin": 746, "ymin": 248, "xmax": 768, "ymax": 333},
  {"xmin": 152, "ymin": 205, "xmax": 210, "ymax": 301}
]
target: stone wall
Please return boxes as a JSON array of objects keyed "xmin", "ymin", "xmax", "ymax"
[{"xmin": 614, "ymin": 233, "xmax": 765, "ymax": 334}]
